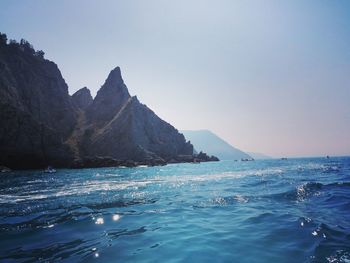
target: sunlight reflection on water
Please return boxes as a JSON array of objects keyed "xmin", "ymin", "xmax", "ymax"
[{"xmin": 0, "ymin": 158, "xmax": 349, "ymax": 262}]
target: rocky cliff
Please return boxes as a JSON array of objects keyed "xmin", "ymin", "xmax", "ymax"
[
  {"xmin": 72, "ymin": 87, "xmax": 93, "ymax": 110},
  {"xmin": 87, "ymin": 67, "xmax": 130, "ymax": 126},
  {"xmin": 0, "ymin": 35, "xmax": 76, "ymax": 168},
  {"xmin": 80, "ymin": 68, "xmax": 193, "ymax": 162},
  {"xmin": 0, "ymin": 33, "xmax": 217, "ymax": 169}
]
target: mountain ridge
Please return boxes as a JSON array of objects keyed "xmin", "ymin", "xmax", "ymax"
[
  {"xmin": 247, "ymin": 152, "xmax": 272, "ymax": 160},
  {"xmin": 0, "ymin": 33, "xmax": 217, "ymax": 169},
  {"xmin": 181, "ymin": 129, "xmax": 251, "ymax": 160}
]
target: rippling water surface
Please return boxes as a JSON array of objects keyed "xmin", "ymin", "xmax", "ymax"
[{"xmin": 1, "ymin": 157, "xmax": 350, "ymax": 262}]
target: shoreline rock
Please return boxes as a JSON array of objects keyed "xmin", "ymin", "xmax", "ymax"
[
  {"xmin": 70, "ymin": 154, "xmax": 219, "ymax": 169},
  {"xmin": 0, "ymin": 154, "xmax": 220, "ymax": 171}
]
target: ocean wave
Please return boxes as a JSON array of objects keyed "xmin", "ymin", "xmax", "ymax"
[
  {"xmin": 0, "ymin": 167, "xmax": 285, "ymax": 204},
  {"xmin": 1, "ymin": 158, "xmax": 350, "ymax": 262},
  {"xmin": 310, "ymin": 222, "xmax": 350, "ymax": 263},
  {"xmin": 0, "ymin": 238, "xmax": 99, "ymax": 262},
  {"xmin": 264, "ymin": 182, "xmax": 350, "ymax": 203}
]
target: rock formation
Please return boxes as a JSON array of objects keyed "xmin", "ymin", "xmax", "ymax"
[
  {"xmin": 0, "ymin": 35, "xmax": 76, "ymax": 169},
  {"xmin": 0, "ymin": 33, "xmax": 218, "ymax": 169},
  {"xmin": 72, "ymin": 87, "xmax": 93, "ymax": 110},
  {"xmin": 73, "ymin": 67, "xmax": 194, "ymax": 166},
  {"xmin": 87, "ymin": 67, "xmax": 130, "ymax": 125}
]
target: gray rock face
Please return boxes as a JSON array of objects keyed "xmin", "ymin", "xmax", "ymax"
[
  {"xmin": 0, "ymin": 37, "xmax": 76, "ymax": 168},
  {"xmin": 87, "ymin": 67, "xmax": 130, "ymax": 125},
  {"xmin": 80, "ymin": 68, "xmax": 194, "ymax": 162},
  {"xmin": 85, "ymin": 95, "xmax": 193, "ymax": 161},
  {"xmin": 72, "ymin": 87, "xmax": 93, "ymax": 110},
  {"xmin": 0, "ymin": 34, "xmax": 215, "ymax": 169}
]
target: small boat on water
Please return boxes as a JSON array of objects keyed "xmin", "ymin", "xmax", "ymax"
[{"xmin": 44, "ymin": 166, "xmax": 56, "ymax": 173}]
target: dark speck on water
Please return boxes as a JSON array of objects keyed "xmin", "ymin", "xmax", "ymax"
[{"xmin": 0, "ymin": 157, "xmax": 350, "ymax": 262}]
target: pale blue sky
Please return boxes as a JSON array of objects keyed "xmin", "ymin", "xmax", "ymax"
[{"xmin": 1, "ymin": 0, "xmax": 349, "ymax": 157}]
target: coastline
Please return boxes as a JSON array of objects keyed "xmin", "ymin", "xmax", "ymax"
[{"xmin": 0, "ymin": 153, "xmax": 219, "ymax": 171}]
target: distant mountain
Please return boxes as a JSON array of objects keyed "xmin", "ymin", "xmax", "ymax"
[
  {"xmin": 0, "ymin": 33, "xmax": 217, "ymax": 169},
  {"xmin": 181, "ymin": 130, "xmax": 251, "ymax": 160},
  {"xmin": 247, "ymin": 152, "xmax": 272, "ymax": 160}
]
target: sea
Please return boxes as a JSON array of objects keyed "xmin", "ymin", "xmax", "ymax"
[{"xmin": 0, "ymin": 157, "xmax": 350, "ymax": 263}]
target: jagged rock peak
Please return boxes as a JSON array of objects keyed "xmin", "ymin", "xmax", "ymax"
[
  {"xmin": 78, "ymin": 86, "xmax": 90, "ymax": 93},
  {"xmin": 0, "ymin": 34, "xmax": 218, "ymax": 169},
  {"xmin": 96, "ymin": 66, "xmax": 130, "ymax": 98},
  {"xmin": 130, "ymin": 95, "xmax": 139, "ymax": 103},
  {"xmin": 87, "ymin": 66, "xmax": 131, "ymax": 124},
  {"xmin": 98, "ymin": 66, "xmax": 129, "ymax": 96},
  {"xmin": 72, "ymin": 87, "xmax": 93, "ymax": 110},
  {"xmin": 105, "ymin": 66, "xmax": 123, "ymax": 84}
]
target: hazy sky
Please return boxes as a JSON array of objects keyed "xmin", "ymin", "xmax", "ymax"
[{"xmin": 1, "ymin": 0, "xmax": 349, "ymax": 157}]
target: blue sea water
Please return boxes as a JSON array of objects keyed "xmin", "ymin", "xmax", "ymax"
[{"xmin": 0, "ymin": 157, "xmax": 350, "ymax": 262}]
